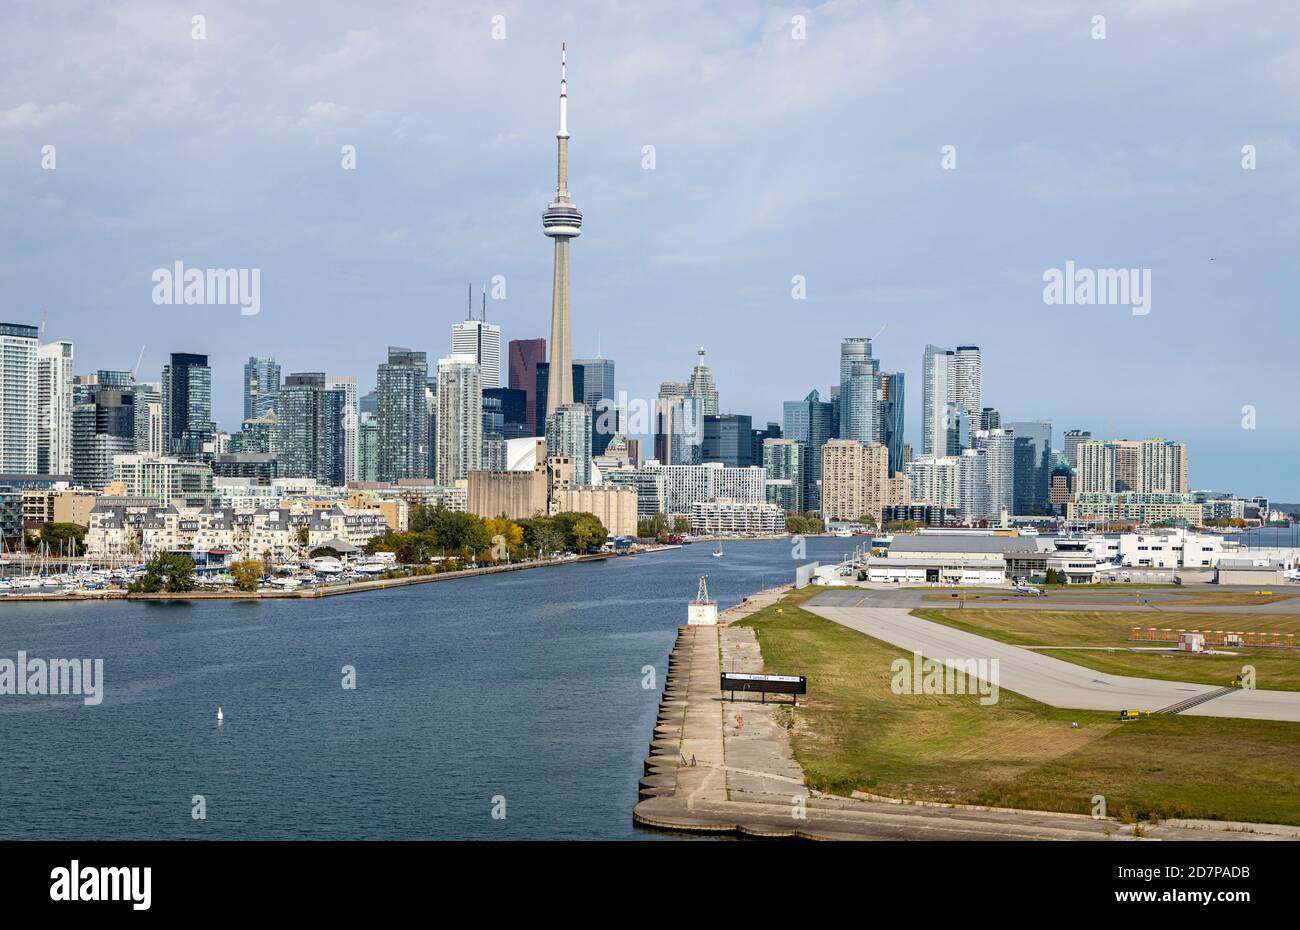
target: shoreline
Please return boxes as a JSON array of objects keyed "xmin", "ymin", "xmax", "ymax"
[{"xmin": 0, "ymin": 551, "xmax": 623, "ymax": 603}]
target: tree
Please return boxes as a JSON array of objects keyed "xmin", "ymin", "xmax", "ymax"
[
  {"xmin": 671, "ymin": 515, "xmax": 691, "ymax": 534},
  {"xmin": 571, "ymin": 515, "xmax": 608, "ymax": 552},
  {"xmin": 296, "ymin": 526, "xmax": 310, "ymax": 547},
  {"xmin": 230, "ymin": 560, "xmax": 262, "ymax": 592},
  {"xmin": 38, "ymin": 522, "xmax": 86, "ymax": 557},
  {"xmin": 637, "ymin": 512, "xmax": 668, "ymax": 541},
  {"xmin": 854, "ymin": 514, "xmax": 878, "ymax": 530},
  {"xmin": 519, "ymin": 517, "xmax": 565, "ymax": 556},
  {"xmin": 129, "ymin": 553, "xmax": 196, "ymax": 593}
]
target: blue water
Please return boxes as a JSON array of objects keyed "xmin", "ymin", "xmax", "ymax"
[{"xmin": 0, "ymin": 537, "xmax": 848, "ymax": 839}]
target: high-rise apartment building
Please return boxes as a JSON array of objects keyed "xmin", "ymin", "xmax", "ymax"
[
  {"xmin": 957, "ymin": 448, "xmax": 991, "ymax": 523},
  {"xmin": 376, "ymin": 347, "xmax": 429, "ymax": 482},
  {"xmin": 905, "ymin": 455, "xmax": 960, "ymax": 507},
  {"xmin": 1005, "ymin": 420, "xmax": 1052, "ymax": 515},
  {"xmin": 819, "ymin": 439, "xmax": 899, "ymax": 525},
  {"xmin": 277, "ymin": 373, "xmax": 328, "ymax": 481},
  {"xmin": 840, "ymin": 359, "xmax": 880, "ymax": 446},
  {"xmin": 879, "ymin": 371, "xmax": 905, "ymax": 476},
  {"xmin": 974, "ymin": 428, "xmax": 1015, "ymax": 520},
  {"xmin": 243, "ymin": 356, "xmax": 281, "ymax": 420},
  {"xmin": 434, "ymin": 354, "xmax": 483, "ymax": 486},
  {"xmin": 762, "ymin": 438, "xmax": 804, "ymax": 512},
  {"xmin": 37, "ymin": 341, "xmax": 74, "ymax": 475},
  {"xmin": 0, "ymin": 323, "xmax": 40, "ymax": 473},
  {"xmin": 326, "ymin": 377, "xmax": 358, "ymax": 484},
  {"xmin": 923, "ymin": 343, "xmax": 980, "ymax": 457},
  {"xmin": 546, "ymin": 403, "xmax": 593, "ymax": 486},
  {"xmin": 161, "ymin": 352, "xmax": 213, "ymax": 460}
]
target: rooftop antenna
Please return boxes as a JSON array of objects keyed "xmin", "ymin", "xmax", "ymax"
[
  {"xmin": 481, "ymin": 285, "xmax": 487, "ymax": 322},
  {"xmin": 467, "ymin": 283, "xmax": 472, "ymax": 319}
]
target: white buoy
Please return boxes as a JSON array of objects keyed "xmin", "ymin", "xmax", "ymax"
[{"xmin": 216, "ymin": 706, "xmax": 224, "ymax": 722}]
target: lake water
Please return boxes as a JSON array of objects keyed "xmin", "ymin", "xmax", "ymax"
[{"xmin": 0, "ymin": 536, "xmax": 850, "ymax": 839}]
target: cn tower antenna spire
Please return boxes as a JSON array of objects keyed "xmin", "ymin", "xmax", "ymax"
[{"xmin": 543, "ymin": 42, "xmax": 581, "ymax": 417}]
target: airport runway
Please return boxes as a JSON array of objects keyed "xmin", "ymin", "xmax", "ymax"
[
  {"xmin": 804, "ymin": 597, "xmax": 1300, "ymax": 722},
  {"xmin": 813, "ymin": 586, "xmax": 1300, "ymax": 614}
]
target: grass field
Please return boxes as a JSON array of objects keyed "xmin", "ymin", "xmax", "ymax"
[
  {"xmin": 737, "ymin": 590, "xmax": 1300, "ymax": 825},
  {"xmin": 912, "ymin": 608, "xmax": 1300, "ymax": 691}
]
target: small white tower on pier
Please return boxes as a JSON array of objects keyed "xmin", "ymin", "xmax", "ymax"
[{"xmin": 687, "ymin": 575, "xmax": 718, "ymax": 626}]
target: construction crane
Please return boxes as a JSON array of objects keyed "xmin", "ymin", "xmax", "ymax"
[{"xmin": 130, "ymin": 345, "xmax": 146, "ymax": 382}]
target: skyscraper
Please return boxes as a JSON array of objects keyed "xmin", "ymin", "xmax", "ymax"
[
  {"xmin": 879, "ymin": 371, "xmax": 905, "ymax": 477},
  {"xmin": 686, "ymin": 347, "xmax": 719, "ymax": 416},
  {"xmin": 573, "ymin": 356, "xmax": 615, "ymax": 454},
  {"xmin": 278, "ymin": 373, "xmax": 327, "ymax": 480},
  {"xmin": 243, "ymin": 356, "xmax": 281, "ymax": 420},
  {"xmin": 782, "ymin": 390, "xmax": 833, "ymax": 512},
  {"xmin": 435, "ymin": 354, "xmax": 483, "ymax": 486},
  {"xmin": 546, "ymin": 403, "xmax": 593, "ymax": 486},
  {"xmin": 161, "ymin": 352, "xmax": 213, "ymax": 460},
  {"xmin": 841, "ymin": 360, "xmax": 879, "ymax": 445},
  {"xmin": 326, "ymin": 376, "xmax": 358, "ymax": 484},
  {"xmin": 952, "ymin": 345, "xmax": 982, "ymax": 418},
  {"xmin": 542, "ymin": 44, "xmax": 582, "ymax": 419},
  {"xmin": 921, "ymin": 344, "xmax": 953, "ymax": 457},
  {"xmin": 451, "ymin": 292, "xmax": 502, "ymax": 390},
  {"xmin": 508, "ymin": 338, "xmax": 546, "ymax": 434},
  {"xmin": 702, "ymin": 414, "xmax": 754, "ymax": 467},
  {"xmin": 72, "ymin": 389, "xmax": 135, "ymax": 488},
  {"xmin": 0, "ymin": 323, "xmax": 39, "ymax": 473},
  {"xmin": 1005, "ymin": 420, "xmax": 1052, "ymax": 515},
  {"xmin": 376, "ymin": 347, "xmax": 429, "ymax": 482},
  {"xmin": 37, "ymin": 340, "xmax": 74, "ymax": 475}
]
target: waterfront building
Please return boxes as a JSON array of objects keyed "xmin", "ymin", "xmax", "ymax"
[
  {"xmin": 376, "ymin": 347, "xmax": 429, "ymax": 482},
  {"xmin": 819, "ymin": 439, "xmax": 905, "ymax": 525},
  {"xmin": 689, "ymin": 499, "xmax": 784, "ymax": 535},
  {"xmin": 1076, "ymin": 440, "xmax": 1116, "ymax": 494},
  {"xmin": 601, "ymin": 466, "xmax": 663, "ymax": 518},
  {"xmin": 243, "ymin": 356, "xmax": 281, "ymax": 420},
  {"xmin": 161, "ymin": 352, "xmax": 213, "ymax": 460},
  {"xmin": 643, "ymin": 461, "xmax": 765, "ymax": 518},
  {"xmin": 1067, "ymin": 491, "xmax": 1203, "ymax": 526},
  {"xmin": 0, "ymin": 323, "xmax": 39, "ymax": 473}
]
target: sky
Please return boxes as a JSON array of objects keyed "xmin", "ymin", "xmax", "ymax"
[{"xmin": 2, "ymin": 0, "xmax": 1298, "ymax": 498}]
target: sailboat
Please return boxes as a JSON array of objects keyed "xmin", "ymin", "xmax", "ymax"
[
  {"xmin": 216, "ymin": 707, "xmax": 224, "ymax": 722},
  {"xmin": 712, "ymin": 536, "xmax": 724, "ymax": 558}
]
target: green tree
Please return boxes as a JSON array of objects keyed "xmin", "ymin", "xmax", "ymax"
[
  {"xmin": 230, "ymin": 559, "xmax": 262, "ymax": 592},
  {"xmin": 38, "ymin": 522, "xmax": 86, "ymax": 556},
  {"xmin": 571, "ymin": 514, "xmax": 608, "ymax": 552},
  {"xmin": 129, "ymin": 553, "xmax": 196, "ymax": 593},
  {"xmin": 637, "ymin": 512, "xmax": 667, "ymax": 541},
  {"xmin": 671, "ymin": 515, "xmax": 691, "ymax": 534}
]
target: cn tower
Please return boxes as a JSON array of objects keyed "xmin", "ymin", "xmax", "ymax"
[{"xmin": 542, "ymin": 42, "xmax": 582, "ymax": 418}]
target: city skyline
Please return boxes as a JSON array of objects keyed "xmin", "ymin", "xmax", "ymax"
[{"xmin": 4, "ymin": 3, "xmax": 1299, "ymax": 496}]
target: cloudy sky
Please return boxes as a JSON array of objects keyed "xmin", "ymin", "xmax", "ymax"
[{"xmin": 3, "ymin": 1, "xmax": 1298, "ymax": 497}]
